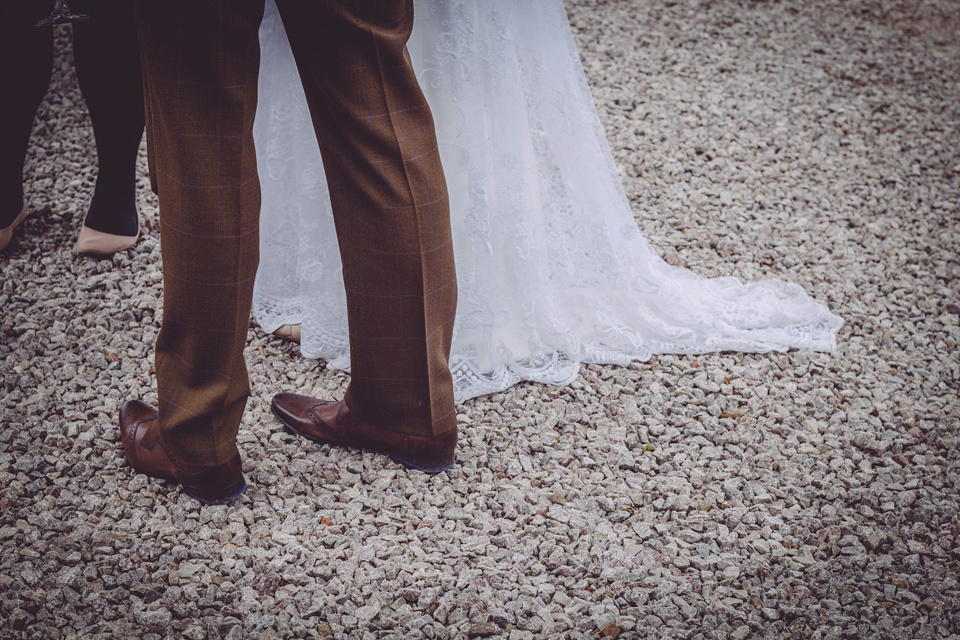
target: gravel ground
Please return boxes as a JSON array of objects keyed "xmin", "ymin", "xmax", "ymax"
[{"xmin": 2, "ymin": 0, "xmax": 959, "ymax": 638}]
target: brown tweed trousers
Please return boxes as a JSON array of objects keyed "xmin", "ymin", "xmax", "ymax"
[{"xmin": 134, "ymin": 0, "xmax": 458, "ymax": 468}]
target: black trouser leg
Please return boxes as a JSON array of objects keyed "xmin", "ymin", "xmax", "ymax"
[
  {"xmin": 72, "ymin": 0, "xmax": 145, "ymax": 236},
  {"xmin": 0, "ymin": 2, "xmax": 53, "ymax": 228}
]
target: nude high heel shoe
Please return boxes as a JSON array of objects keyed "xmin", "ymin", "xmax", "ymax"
[
  {"xmin": 273, "ymin": 324, "xmax": 302, "ymax": 343},
  {"xmin": 74, "ymin": 210, "xmax": 140, "ymax": 255},
  {"xmin": 0, "ymin": 200, "xmax": 29, "ymax": 252}
]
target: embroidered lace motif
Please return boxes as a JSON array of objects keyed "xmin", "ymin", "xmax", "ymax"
[{"xmin": 252, "ymin": 0, "xmax": 843, "ymax": 403}]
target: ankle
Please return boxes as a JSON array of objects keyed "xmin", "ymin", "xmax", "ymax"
[
  {"xmin": 1, "ymin": 192, "xmax": 25, "ymax": 229},
  {"xmin": 84, "ymin": 189, "xmax": 139, "ymax": 237}
]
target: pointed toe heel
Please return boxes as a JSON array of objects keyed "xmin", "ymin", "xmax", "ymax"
[
  {"xmin": 75, "ymin": 225, "xmax": 140, "ymax": 255},
  {"xmin": 272, "ymin": 324, "xmax": 302, "ymax": 343}
]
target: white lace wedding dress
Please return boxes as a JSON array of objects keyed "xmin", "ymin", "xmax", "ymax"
[{"xmin": 252, "ymin": 0, "xmax": 843, "ymax": 403}]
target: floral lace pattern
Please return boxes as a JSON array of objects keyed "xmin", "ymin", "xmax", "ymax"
[{"xmin": 252, "ymin": 0, "xmax": 843, "ymax": 403}]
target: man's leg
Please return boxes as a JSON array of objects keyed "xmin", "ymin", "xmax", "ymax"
[
  {"xmin": 273, "ymin": 2, "xmax": 458, "ymax": 444},
  {"xmin": 131, "ymin": 0, "xmax": 264, "ymax": 470}
]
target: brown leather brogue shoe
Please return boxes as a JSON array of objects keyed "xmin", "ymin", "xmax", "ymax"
[
  {"xmin": 119, "ymin": 400, "xmax": 247, "ymax": 505},
  {"xmin": 271, "ymin": 393, "xmax": 456, "ymax": 473}
]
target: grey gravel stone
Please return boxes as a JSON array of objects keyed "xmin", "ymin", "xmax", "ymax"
[
  {"xmin": 467, "ymin": 622, "xmax": 499, "ymax": 638},
  {"xmin": 731, "ymin": 625, "xmax": 751, "ymax": 640},
  {"xmin": 2, "ymin": 2, "xmax": 959, "ymax": 639}
]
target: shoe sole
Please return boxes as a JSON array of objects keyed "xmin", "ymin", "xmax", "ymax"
[
  {"xmin": 181, "ymin": 476, "xmax": 248, "ymax": 506},
  {"xmin": 148, "ymin": 467, "xmax": 247, "ymax": 506},
  {"xmin": 272, "ymin": 406, "xmax": 454, "ymax": 474}
]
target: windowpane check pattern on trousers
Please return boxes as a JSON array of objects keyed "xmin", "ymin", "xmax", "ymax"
[{"xmin": 134, "ymin": 0, "xmax": 457, "ymax": 468}]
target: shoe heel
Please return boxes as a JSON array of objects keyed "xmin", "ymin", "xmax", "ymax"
[
  {"xmin": 389, "ymin": 453, "xmax": 455, "ymax": 474},
  {"xmin": 183, "ymin": 475, "xmax": 248, "ymax": 506}
]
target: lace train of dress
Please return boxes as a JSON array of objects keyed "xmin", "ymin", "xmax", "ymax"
[{"xmin": 252, "ymin": 0, "xmax": 843, "ymax": 403}]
